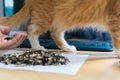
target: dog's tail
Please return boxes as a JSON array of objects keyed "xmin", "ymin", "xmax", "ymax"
[{"xmin": 0, "ymin": 0, "xmax": 31, "ymax": 28}]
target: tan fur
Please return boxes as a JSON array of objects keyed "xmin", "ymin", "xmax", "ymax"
[{"xmin": 0, "ymin": 0, "xmax": 120, "ymax": 56}]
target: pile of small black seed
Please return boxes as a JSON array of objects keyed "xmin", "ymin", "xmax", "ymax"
[{"xmin": 0, "ymin": 50, "xmax": 70, "ymax": 66}]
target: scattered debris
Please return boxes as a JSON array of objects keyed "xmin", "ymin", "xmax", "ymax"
[{"xmin": 0, "ymin": 50, "xmax": 70, "ymax": 66}]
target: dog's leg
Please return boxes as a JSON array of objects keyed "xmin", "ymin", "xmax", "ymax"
[
  {"xmin": 50, "ymin": 26, "xmax": 77, "ymax": 52},
  {"xmin": 27, "ymin": 24, "xmax": 46, "ymax": 51},
  {"xmin": 109, "ymin": 15, "xmax": 120, "ymax": 57}
]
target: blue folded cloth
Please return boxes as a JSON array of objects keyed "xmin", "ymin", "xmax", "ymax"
[{"xmin": 19, "ymin": 28, "xmax": 113, "ymax": 51}]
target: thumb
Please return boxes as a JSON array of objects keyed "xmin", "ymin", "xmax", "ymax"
[{"xmin": 0, "ymin": 26, "xmax": 10, "ymax": 34}]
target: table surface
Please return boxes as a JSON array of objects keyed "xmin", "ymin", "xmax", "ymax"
[{"xmin": 0, "ymin": 48, "xmax": 120, "ymax": 80}]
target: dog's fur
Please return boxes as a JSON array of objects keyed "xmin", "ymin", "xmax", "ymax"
[{"xmin": 0, "ymin": 0, "xmax": 120, "ymax": 56}]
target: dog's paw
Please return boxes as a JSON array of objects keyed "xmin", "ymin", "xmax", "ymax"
[
  {"xmin": 62, "ymin": 45, "xmax": 77, "ymax": 52},
  {"xmin": 115, "ymin": 49, "xmax": 120, "ymax": 58},
  {"xmin": 32, "ymin": 46, "xmax": 47, "ymax": 51}
]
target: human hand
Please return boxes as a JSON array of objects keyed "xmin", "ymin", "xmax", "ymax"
[{"xmin": 0, "ymin": 25, "xmax": 27, "ymax": 50}]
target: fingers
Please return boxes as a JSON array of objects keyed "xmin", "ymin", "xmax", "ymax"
[
  {"xmin": 0, "ymin": 25, "xmax": 27, "ymax": 50},
  {"xmin": 0, "ymin": 35, "xmax": 10, "ymax": 49},
  {"xmin": 0, "ymin": 32, "xmax": 27, "ymax": 50},
  {"xmin": 0, "ymin": 25, "xmax": 10, "ymax": 34},
  {"xmin": 7, "ymin": 32, "xmax": 27, "ymax": 49}
]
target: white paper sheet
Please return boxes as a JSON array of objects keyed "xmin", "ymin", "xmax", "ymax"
[{"xmin": 0, "ymin": 50, "xmax": 88, "ymax": 75}]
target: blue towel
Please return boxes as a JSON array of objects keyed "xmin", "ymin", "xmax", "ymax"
[{"xmin": 19, "ymin": 28, "xmax": 113, "ymax": 51}]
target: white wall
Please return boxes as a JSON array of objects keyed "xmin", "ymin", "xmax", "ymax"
[{"xmin": 0, "ymin": 0, "xmax": 4, "ymax": 17}]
